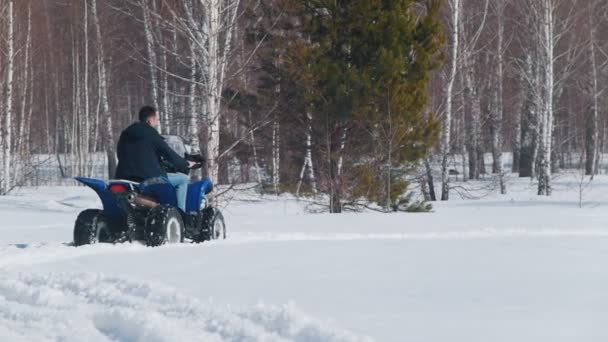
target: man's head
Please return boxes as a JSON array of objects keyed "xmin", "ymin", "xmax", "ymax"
[{"xmin": 139, "ymin": 106, "xmax": 159, "ymax": 128}]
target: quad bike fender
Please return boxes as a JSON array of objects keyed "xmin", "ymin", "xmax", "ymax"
[
  {"xmin": 75, "ymin": 177, "xmax": 124, "ymax": 217},
  {"xmin": 186, "ymin": 178, "xmax": 213, "ymax": 212}
]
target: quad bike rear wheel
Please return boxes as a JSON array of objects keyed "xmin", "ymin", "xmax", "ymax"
[
  {"xmin": 73, "ymin": 209, "xmax": 112, "ymax": 246},
  {"xmin": 144, "ymin": 205, "xmax": 184, "ymax": 247}
]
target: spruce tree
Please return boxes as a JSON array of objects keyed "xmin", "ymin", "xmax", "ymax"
[{"xmin": 288, "ymin": 0, "xmax": 444, "ymax": 212}]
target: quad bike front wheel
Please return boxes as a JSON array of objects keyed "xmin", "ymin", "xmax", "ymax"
[
  {"xmin": 210, "ymin": 209, "xmax": 226, "ymax": 240},
  {"xmin": 73, "ymin": 209, "xmax": 113, "ymax": 246},
  {"xmin": 191, "ymin": 208, "xmax": 226, "ymax": 242},
  {"xmin": 144, "ymin": 205, "xmax": 185, "ymax": 247}
]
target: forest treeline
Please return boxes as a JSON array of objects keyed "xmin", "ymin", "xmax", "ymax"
[{"xmin": 0, "ymin": 0, "xmax": 605, "ymax": 212}]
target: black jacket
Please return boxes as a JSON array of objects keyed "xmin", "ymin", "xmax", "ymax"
[{"xmin": 115, "ymin": 122, "xmax": 189, "ymax": 182}]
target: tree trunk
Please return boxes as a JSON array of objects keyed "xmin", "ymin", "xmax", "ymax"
[
  {"xmin": 441, "ymin": 0, "xmax": 461, "ymax": 201},
  {"xmin": 586, "ymin": 7, "xmax": 599, "ymax": 177},
  {"xmin": 187, "ymin": 44, "xmax": 201, "ymax": 180},
  {"xmin": 92, "ymin": 0, "xmax": 116, "ymax": 178},
  {"xmin": 272, "ymin": 119, "xmax": 280, "ymax": 194},
  {"xmin": 463, "ymin": 58, "xmax": 480, "ymax": 180},
  {"xmin": 537, "ymin": 0, "xmax": 554, "ymax": 196},
  {"xmin": 518, "ymin": 52, "xmax": 538, "ymax": 179},
  {"xmin": 512, "ymin": 108, "xmax": 521, "ymax": 173},
  {"xmin": 425, "ymin": 158, "xmax": 437, "ymax": 201},
  {"xmin": 296, "ymin": 110, "xmax": 317, "ymax": 196},
  {"xmin": 2, "ymin": 0, "xmax": 15, "ymax": 194},
  {"xmin": 141, "ymin": 0, "xmax": 160, "ymax": 121}
]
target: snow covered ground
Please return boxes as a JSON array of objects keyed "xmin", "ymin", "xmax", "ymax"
[{"xmin": 1, "ymin": 174, "xmax": 608, "ymax": 341}]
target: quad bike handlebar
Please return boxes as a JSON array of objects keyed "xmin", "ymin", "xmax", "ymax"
[
  {"xmin": 186, "ymin": 153, "xmax": 205, "ymax": 170},
  {"xmin": 185, "ymin": 153, "xmax": 205, "ymax": 163},
  {"xmin": 161, "ymin": 153, "xmax": 206, "ymax": 173},
  {"xmin": 188, "ymin": 163, "xmax": 204, "ymax": 170}
]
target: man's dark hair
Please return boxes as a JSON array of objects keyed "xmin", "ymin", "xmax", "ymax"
[{"xmin": 138, "ymin": 106, "xmax": 157, "ymax": 122}]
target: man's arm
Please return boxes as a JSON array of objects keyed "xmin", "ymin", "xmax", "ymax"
[{"xmin": 152, "ymin": 135, "xmax": 190, "ymax": 174}]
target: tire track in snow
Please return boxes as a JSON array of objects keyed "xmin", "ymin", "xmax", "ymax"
[
  {"xmin": 2, "ymin": 228, "xmax": 608, "ymax": 270},
  {"xmin": 0, "ymin": 243, "xmax": 150, "ymax": 270},
  {"xmin": 227, "ymin": 229, "xmax": 608, "ymax": 243}
]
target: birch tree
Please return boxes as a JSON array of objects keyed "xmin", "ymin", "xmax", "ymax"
[
  {"xmin": 160, "ymin": 0, "xmax": 241, "ymax": 182},
  {"xmin": 535, "ymin": 0, "xmax": 555, "ymax": 195},
  {"xmin": 91, "ymin": 0, "xmax": 116, "ymax": 178},
  {"xmin": 141, "ymin": 0, "xmax": 160, "ymax": 126},
  {"xmin": 491, "ymin": 0, "xmax": 507, "ymax": 194},
  {"xmin": 460, "ymin": 0, "xmax": 489, "ymax": 181},
  {"xmin": 584, "ymin": 0, "xmax": 603, "ymax": 176},
  {"xmin": 1, "ymin": 0, "xmax": 15, "ymax": 194},
  {"xmin": 440, "ymin": 0, "xmax": 461, "ymax": 201},
  {"xmin": 296, "ymin": 110, "xmax": 317, "ymax": 196},
  {"xmin": 528, "ymin": 0, "xmax": 578, "ymax": 195}
]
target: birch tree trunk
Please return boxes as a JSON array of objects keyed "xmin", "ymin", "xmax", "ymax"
[
  {"xmin": 518, "ymin": 43, "xmax": 539, "ymax": 179},
  {"xmin": 537, "ymin": 0, "xmax": 554, "ymax": 196},
  {"xmin": 586, "ymin": 2, "xmax": 599, "ymax": 176},
  {"xmin": 493, "ymin": 0, "xmax": 506, "ymax": 194},
  {"xmin": 441, "ymin": 0, "xmax": 461, "ymax": 201},
  {"xmin": 82, "ymin": 0, "xmax": 90, "ymax": 175},
  {"xmin": 188, "ymin": 43, "xmax": 201, "ymax": 179},
  {"xmin": 18, "ymin": 5, "xmax": 32, "ymax": 159},
  {"xmin": 463, "ymin": 55, "xmax": 481, "ymax": 180},
  {"xmin": 272, "ymin": 120, "xmax": 280, "ymax": 194},
  {"xmin": 161, "ymin": 47, "xmax": 170, "ymax": 133},
  {"xmin": 248, "ymin": 110, "xmax": 262, "ymax": 184},
  {"xmin": 459, "ymin": 72, "xmax": 468, "ymax": 181},
  {"xmin": 296, "ymin": 110, "xmax": 317, "ymax": 196},
  {"xmin": 512, "ymin": 106, "xmax": 521, "ymax": 173},
  {"xmin": 92, "ymin": 0, "xmax": 116, "ymax": 178},
  {"xmin": 141, "ymin": 0, "xmax": 159, "ymax": 111},
  {"xmin": 2, "ymin": 0, "xmax": 15, "ymax": 194}
]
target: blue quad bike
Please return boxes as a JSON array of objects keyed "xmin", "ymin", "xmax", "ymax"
[{"xmin": 73, "ymin": 135, "xmax": 226, "ymax": 247}]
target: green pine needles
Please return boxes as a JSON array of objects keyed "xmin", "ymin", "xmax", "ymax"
[{"xmin": 285, "ymin": 0, "xmax": 445, "ymax": 212}]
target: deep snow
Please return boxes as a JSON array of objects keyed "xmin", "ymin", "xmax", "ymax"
[{"xmin": 1, "ymin": 174, "xmax": 608, "ymax": 341}]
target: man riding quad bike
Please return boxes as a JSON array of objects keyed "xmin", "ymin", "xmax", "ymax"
[{"xmin": 73, "ymin": 106, "xmax": 225, "ymax": 247}]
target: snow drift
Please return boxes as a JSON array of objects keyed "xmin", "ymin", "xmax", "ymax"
[{"xmin": 0, "ymin": 272, "xmax": 369, "ymax": 342}]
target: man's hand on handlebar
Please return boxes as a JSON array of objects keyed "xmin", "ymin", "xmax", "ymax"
[
  {"xmin": 185, "ymin": 153, "xmax": 205, "ymax": 163},
  {"xmin": 185, "ymin": 153, "xmax": 205, "ymax": 170},
  {"xmin": 188, "ymin": 161, "xmax": 203, "ymax": 170}
]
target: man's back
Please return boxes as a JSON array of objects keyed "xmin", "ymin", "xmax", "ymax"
[{"xmin": 115, "ymin": 122, "xmax": 188, "ymax": 182}]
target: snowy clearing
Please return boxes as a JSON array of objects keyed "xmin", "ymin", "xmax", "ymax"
[{"xmin": 1, "ymin": 175, "xmax": 608, "ymax": 341}]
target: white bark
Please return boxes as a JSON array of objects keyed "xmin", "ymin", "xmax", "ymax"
[
  {"xmin": 71, "ymin": 21, "xmax": 80, "ymax": 176},
  {"xmin": 204, "ymin": 0, "xmax": 230, "ymax": 183},
  {"xmin": 161, "ymin": 47, "xmax": 170, "ymax": 133},
  {"xmin": 188, "ymin": 43, "xmax": 201, "ymax": 179},
  {"xmin": 141, "ymin": 0, "xmax": 160, "ymax": 123},
  {"xmin": 92, "ymin": 0, "xmax": 116, "ymax": 178},
  {"xmin": 248, "ymin": 110, "xmax": 262, "ymax": 184},
  {"xmin": 296, "ymin": 110, "xmax": 317, "ymax": 196},
  {"xmin": 2, "ymin": 0, "xmax": 15, "ymax": 193},
  {"xmin": 441, "ymin": 0, "xmax": 460, "ymax": 201},
  {"xmin": 18, "ymin": 5, "xmax": 32, "ymax": 158},
  {"xmin": 173, "ymin": 0, "xmax": 241, "ymax": 182},
  {"xmin": 537, "ymin": 0, "xmax": 554, "ymax": 196},
  {"xmin": 493, "ymin": 0, "xmax": 506, "ymax": 194},
  {"xmin": 587, "ymin": 2, "xmax": 600, "ymax": 177},
  {"xmin": 272, "ymin": 120, "xmax": 280, "ymax": 194},
  {"xmin": 83, "ymin": 0, "xmax": 90, "ymax": 175}
]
